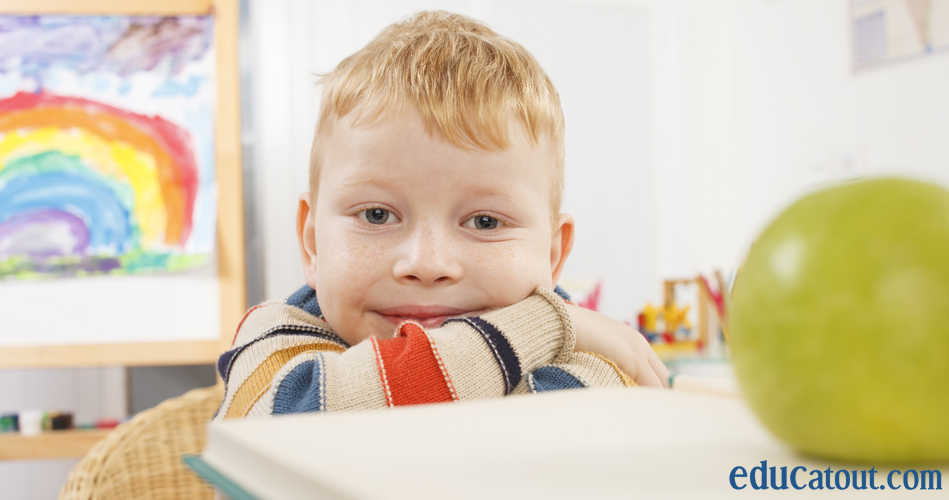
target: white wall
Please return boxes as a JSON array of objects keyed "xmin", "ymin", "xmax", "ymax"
[
  {"xmin": 648, "ymin": 0, "xmax": 949, "ymax": 285},
  {"xmin": 722, "ymin": 0, "xmax": 949, "ymax": 260}
]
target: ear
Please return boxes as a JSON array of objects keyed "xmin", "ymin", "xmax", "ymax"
[
  {"xmin": 296, "ymin": 192, "xmax": 319, "ymax": 290},
  {"xmin": 550, "ymin": 213, "xmax": 575, "ymax": 286}
]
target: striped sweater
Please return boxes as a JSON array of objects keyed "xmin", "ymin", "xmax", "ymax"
[{"xmin": 214, "ymin": 285, "xmax": 633, "ymax": 420}]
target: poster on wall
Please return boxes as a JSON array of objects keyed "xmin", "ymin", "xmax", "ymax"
[
  {"xmin": 852, "ymin": 0, "xmax": 949, "ymax": 69},
  {"xmin": 0, "ymin": 15, "xmax": 216, "ymax": 280}
]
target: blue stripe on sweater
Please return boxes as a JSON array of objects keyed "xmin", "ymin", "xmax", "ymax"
[
  {"xmin": 528, "ymin": 366, "xmax": 587, "ymax": 393},
  {"xmin": 217, "ymin": 349, "xmax": 237, "ymax": 382},
  {"xmin": 286, "ymin": 285, "xmax": 322, "ymax": 317},
  {"xmin": 273, "ymin": 353, "xmax": 326, "ymax": 414},
  {"xmin": 445, "ymin": 316, "xmax": 521, "ymax": 395},
  {"xmin": 553, "ymin": 285, "xmax": 571, "ymax": 302}
]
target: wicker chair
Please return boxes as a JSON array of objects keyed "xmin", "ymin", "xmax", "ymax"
[{"xmin": 60, "ymin": 384, "xmax": 224, "ymax": 500}]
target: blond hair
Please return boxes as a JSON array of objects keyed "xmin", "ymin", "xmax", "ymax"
[{"xmin": 310, "ymin": 11, "xmax": 565, "ymax": 225}]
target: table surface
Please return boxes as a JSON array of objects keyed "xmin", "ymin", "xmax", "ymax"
[{"xmin": 199, "ymin": 387, "xmax": 947, "ymax": 500}]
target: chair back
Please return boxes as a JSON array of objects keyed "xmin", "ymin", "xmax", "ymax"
[{"xmin": 60, "ymin": 384, "xmax": 224, "ymax": 500}]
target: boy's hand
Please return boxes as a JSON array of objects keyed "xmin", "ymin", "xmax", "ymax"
[{"xmin": 566, "ymin": 304, "xmax": 670, "ymax": 388}]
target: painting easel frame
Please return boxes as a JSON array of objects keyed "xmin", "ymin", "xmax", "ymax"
[{"xmin": 0, "ymin": 0, "xmax": 244, "ymax": 368}]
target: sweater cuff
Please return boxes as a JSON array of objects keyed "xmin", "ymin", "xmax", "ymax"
[{"xmin": 479, "ymin": 286, "xmax": 576, "ymax": 374}]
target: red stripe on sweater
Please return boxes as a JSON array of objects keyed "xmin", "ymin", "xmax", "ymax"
[
  {"xmin": 231, "ymin": 305, "xmax": 264, "ymax": 346},
  {"xmin": 371, "ymin": 322, "xmax": 457, "ymax": 406}
]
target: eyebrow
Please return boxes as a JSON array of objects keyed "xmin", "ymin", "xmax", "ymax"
[
  {"xmin": 335, "ymin": 176, "xmax": 390, "ymax": 193},
  {"xmin": 336, "ymin": 176, "xmax": 528, "ymax": 207},
  {"xmin": 465, "ymin": 185, "xmax": 527, "ymax": 205}
]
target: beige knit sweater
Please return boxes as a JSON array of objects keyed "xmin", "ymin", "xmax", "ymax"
[{"xmin": 213, "ymin": 286, "xmax": 633, "ymax": 421}]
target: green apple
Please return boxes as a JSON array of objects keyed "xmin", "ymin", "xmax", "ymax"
[{"xmin": 729, "ymin": 177, "xmax": 949, "ymax": 463}]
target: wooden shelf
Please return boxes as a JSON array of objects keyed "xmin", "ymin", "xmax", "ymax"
[{"xmin": 0, "ymin": 429, "xmax": 112, "ymax": 460}]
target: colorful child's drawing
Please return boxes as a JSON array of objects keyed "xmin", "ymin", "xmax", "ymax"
[{"xmin": 0, "ymin": 15, "xmax": 216, "ymax": 278}]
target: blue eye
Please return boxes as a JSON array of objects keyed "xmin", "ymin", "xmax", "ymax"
[
  {"xmin": 359, "ymin": 208, "xmax": 398, "ymax": 225},
  {"xmin": 464, "ymin": 215, "xmax": 500, "ymax": 230}
]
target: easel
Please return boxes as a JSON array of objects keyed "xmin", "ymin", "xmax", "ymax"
[{"xmin": 0, "ymin": 0, "xmax": 243, "ymax": 460}]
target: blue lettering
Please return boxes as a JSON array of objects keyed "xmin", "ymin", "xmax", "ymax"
[
  {"xmin": 737, "ymin": 465, "xmax": 939, "ymax": 491},
  {"xmin": 790, "ymin": 466, "xmax": 807, "ymax": 490},
  {"xmin": 751, "ymin": 461, "xmax": 768, "ymax": 490},
  {"xmin": 904, "ymin": 470, "xmax": 919, "ymax": 490},
  {"xmin": 869, "ymin": 467, "xmax": 882, "ymax": 490},
  {"xmin": 888, "ymin": 470, "xmax": 902, "ymax": 490},
  {"xmin": 920, "ymin": 470, "xmax": 942, "ymax": 490},
  {"xmin": 824, "ymin": 467, "xmax": 836, "ymax": 490},
  {"xmin": 729, "ymin": 466, "xmax": 747, "ymax": 490},
  {"xmin": 770, "ymin": 466, "xmax": 788, "ymax": 490},
  {"xmin": 835, "ymin": 469, "xmax": 851, "ymax": 490},
  {"xmin": 809, "ymin": 469, "xmax": 824, "ymax": 490},
  {"xmin": 852, "ymin": 470, "xmax": 868, "ymax": 490}
]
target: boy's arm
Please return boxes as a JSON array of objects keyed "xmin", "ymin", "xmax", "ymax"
[
  {"xmin": 567, "ymin": 303, "xmax": 670, "ymax": 388},
  {"xmin": 511, "ymin": 351, "xmax": 637, "ymax": 395},
  {"xmin": 213, "ymin": 286, "xmax": 574, "ymax": 420}
]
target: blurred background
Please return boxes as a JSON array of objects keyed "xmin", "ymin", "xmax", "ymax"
[{"xmin": 2, "ymin": 0, "xmax": 948, "ymax": 497}]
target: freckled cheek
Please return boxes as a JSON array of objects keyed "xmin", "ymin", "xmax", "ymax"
[
  {"xmin": 314, "ymin": 234, "xmax": 394, "ymax": 344},
  {"xmin": 467, "ymin": 240, "xmax": 551, "ymax": 301},
  {"xmin": 316, "ymin": 234, "xmax": 391, "ymax": 305}
]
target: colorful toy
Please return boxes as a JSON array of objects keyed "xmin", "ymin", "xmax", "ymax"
[
  {"xmin": 0, "ymin": 414, "xmax": 17, "ymax": 432},
  {"xmin": 637, "ymin": 303, "xmax": 659, "ymax": 342},
  {"xmin": 661, "ymin": 302, "xmax": 691, "ymax": 342},
  {"xmin": 638, "ymin": 274, "xmax": 729, "ymax": 359}
]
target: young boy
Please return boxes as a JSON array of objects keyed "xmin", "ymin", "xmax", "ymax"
[{"xmin": 214, "ymin": 11, "xmax": 667, "ymax": 420}]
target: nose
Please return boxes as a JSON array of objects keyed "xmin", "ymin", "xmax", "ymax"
[{"xmin": 392, "ymin": 224, "xmax": 463, "ymax": 285}]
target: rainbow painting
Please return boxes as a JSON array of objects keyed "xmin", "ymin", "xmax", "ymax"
[{"xmin": 0, "ymin": 15, "xmax": 216, "ymax": 278}]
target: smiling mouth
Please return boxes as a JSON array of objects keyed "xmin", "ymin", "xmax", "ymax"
[
  {"xmin": 380, "ymin": 315, "xmax": 456, "ymax": 329},
  {"xmin": 375, "ymin": 306, "xmax": 485, "ymax": 329}
]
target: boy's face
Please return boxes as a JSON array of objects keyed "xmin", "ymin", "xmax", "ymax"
[{"xmin": 297, "ymin": 108, "xmax": 574, "ymax": 346}]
